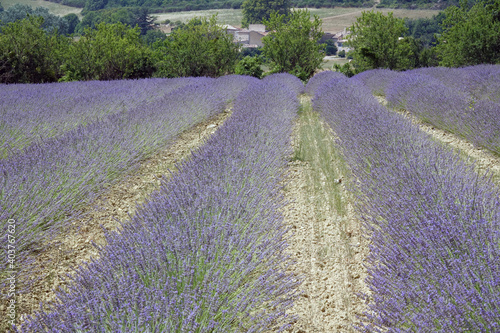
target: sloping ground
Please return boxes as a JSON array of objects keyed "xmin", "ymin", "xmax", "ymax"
[
  {"xmin": 283, "ymin": 97, "xmax": 369, "ymax": 332},
  {"xmin": 8, "ymin": 110, "xmax": 231, "ymax": 329},
  {"xmin": 377, "ymin": 96, "xmax": 500, "ymax": 186}
]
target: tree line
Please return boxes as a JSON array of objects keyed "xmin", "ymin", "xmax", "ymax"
[
  {"xmin": 0, "ymin": 9, "xmax": 325, "ymax": 84},
  {"xmin": 337, "ymin": 0, "xmax": 499, "ymax": 76},
  {"xmin": 42, "ymin": 0, "xmax": 467, "ymax": 13},
  {"xmin": 47, "ymin": 0, "xmax": 372, "ymax": 15},
  {"xmin": 0, "ymin": 0, "xmax": 498, "ymax": 83}
]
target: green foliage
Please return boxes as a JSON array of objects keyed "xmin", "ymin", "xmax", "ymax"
[
  {"xmin": 405, "ymin": 12, "xmax": 444, "ymax": 47},
  {"xmin": 152, "ymin": 15, "xmax": 239, "ymax": 78},
  {"xmin": 59, "ymin": 0, "xmax": 87, "ymax": 7},
  {"xmin": 83, "ymin": 0, "xmax": 108, "ymax": 13},
  {"xmin": 332, "ymin": 63, "xmax": 355, "ymax": 77},
  {"xmin": 436, "ymin": 0, "xmax": 500, "ymax": 66},
  {"xmin": 45, "ymin": 0, "xmax": 370, "ymax": 15},
  {"xmin": 0, "ymin": 16, "xmax": 68, "ymax": 83},
  {"xmin": 241, "ymin": 46, "xmax": 263, "ymax": 58},
  {"xmin": 262, "ymin": 9, "xmax": 325, "ymax": 81},
  {"xmin": 378, "ymin": 0, "xmax": 460, "ymax": 9},
  {"xmin": 235, "ymin": 55, "xmax": 263, "ymax": 78},
  {"xmin": 418, "ymin": 45, "xmax": 439, "ymax": 66},
  {"xmin": 61, "ymin": 22, "xmax": 154, "ymax": 81},
  {"xmin": 142, "ymin": 29, "xmax": 167, "ymax": 45},
  {"xmin": 347, "ymin": 11, "xmax": 416, "ymax": 71},
  {"xmin": 0, "ymin": 4, "xmax": 69, "ymax": 34},
  {"xmin": 76, "ymin": 7, "xmax": 155, "ymax": 35},
  {"xmin": 338, "ymin": 50, "xmax": 346, "ymax": 57},
  {"xmin": 63, "ymin": 13, "xmax": 81, "ymax": 34},
  {"xmin": 241, "ymin": 0, "xmax": 290, "ymax": 27},
  {"xmin": 324, "ymin": 39, "xmax": 337, "ymax": 56}
]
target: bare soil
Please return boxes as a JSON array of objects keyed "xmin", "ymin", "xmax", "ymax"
[
  {"xmin": 282, "ymin": 102, "xmax": 369, "ymax": 332},
  {"xmin": 6, "ymin": 110, "xmax": 231, "ymax": 330}
]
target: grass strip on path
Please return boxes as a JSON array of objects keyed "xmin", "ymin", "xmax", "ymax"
[{"xmin": 283, "ymin": 94, "xmax": 368, "ymax": 332}]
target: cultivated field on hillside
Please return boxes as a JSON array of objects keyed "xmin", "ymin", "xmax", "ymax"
[
  {"xmin": 1, "ymin": 0, "xmax": 82, "ymax": 16},
  {"xmin": 154, "ymin": 7, "xmax": 440, "ymax": 32},
  {"xmin": 1, "ymin": 67, "xmax": 499, "ymax": 331}
]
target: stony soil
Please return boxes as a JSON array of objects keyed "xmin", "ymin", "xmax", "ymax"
[{"xmin": 282, "ymin": 99, "xmax": 369, "ymax": 332}]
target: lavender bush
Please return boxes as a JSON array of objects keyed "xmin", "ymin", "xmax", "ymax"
[
  {"xmin": 385, "ymin": 66, "xmax": 500, "ymax": 156},
  {"xmin": 311, "ymin": 76, "xmax": 500, "ymax": 332},
  {"xmin": 0, "ymin": 78, "xmax": 197, "ymax": 158},
  {"xmin": 262, "ymin": 73, "xmax": 305, "ymax": 96},
  {"xmin": 304, "ymin": 70, "xmax": 346, "ymax": 96},
  {"xmin": 406, "ymin": 65, "xmax": 500, "ymax": 101},
  {"xmin": 351, "ymin": 69, "xmax": 401, "ymax": 96},
  {"xmin": 1, "ymin": 76, "xmax": 255, "ymax": 296},
  {"xmin": 20, "ymin": 75, "xmax": 301, "ymax": 332}
]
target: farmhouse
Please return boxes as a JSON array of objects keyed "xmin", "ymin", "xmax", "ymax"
[
  {"xmin": 222, "ymin": 24, "xmax": 267, "ymax": 48},
  {"xmin": 321, "ymin": 28, "xmax": 351, "ymax": 53}
]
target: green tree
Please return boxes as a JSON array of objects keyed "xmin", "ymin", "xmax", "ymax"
[
  {"xmin": 262, "ymin": 9, "xmax": 325, "ymax": 81},
  {"xmin": 333, "ymin": 62, "xmax": 355, "ymax": 77},
  {"xmin": 0, "ymin": 16, "xmax": 68, "ymax": 83},
  {"xmin": 83, "ymin": 0, "xmax": 108, "ymax": 13},
  {"xmin": 435, "ymin": 0, "xmax": 500, "ymax": 66},
  {"xmin": 142, "ymin": 29, "xmax": 167, "ymax": 45},
  {"xmin": 235, "ymin": 55, "xmax": 264, "ymax": 78},
  {"xmin": 63, "ymin": 13, "xmax": 80, "ymax": 34},
  {"xmin": 61, "ymin": 22, "xmax": 154, "ymax": 81},
  {"xmin": 152, "ymin": 15, "xmax": 239, "ymax": 78},
  {"xmin": 346, "ymin": 11, "xmax": 412, "ymax": 71},
  {"xmin": 0, "ymin": 4, "xmax": 69, "ymax": 34},
  {"xmin": 131, "ymin": 7, "xmax": 155, "ymax": 35},
  {"xmin": 76, "ymin": 7, "xmax": 154, "ymax": 35},
  {"xmin": 405, "ymin": 12, "xmax": 444, "ymax": 47},
  {"xmin": 241, "ymin": 0, "xmax": 290, "ymax": 27},
  {"xmin": 324, "ymin": 39, "xmax": 338, "ymax": 56}
]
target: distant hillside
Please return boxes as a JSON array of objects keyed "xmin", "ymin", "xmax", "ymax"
[
  {"xmin": 377, "ymin": 0, "xmax": 455, "ymax": 9},
  {"xmin": 377, "ymin": 0, "xmax": 481, "ymax": 9},
  {"xmin": 48, "ymin": 0, "xmax": 373, "ymax": 14}
]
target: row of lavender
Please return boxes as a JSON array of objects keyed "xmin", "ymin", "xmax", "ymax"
[
  {"xmin": 1, "ymin": 76, "xmax": 253, "ymax": 294},
  {"xmin": 0, "ymin": 78, "xmax": 196, "ymax": 158},
  {"xmin": 308, "ymin": 71, "xmax": 500, "ymax": 331},
  {"xmin": 355, "ymin": 65, "xmax": 500, "ymax": 156},
  {"xmin": 19, "ymin": 74, "xmax": 303, "ymax": 332}
]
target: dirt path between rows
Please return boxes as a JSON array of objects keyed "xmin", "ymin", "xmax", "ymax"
[
  {"xmin": 283, "ymin": 97, "xmax": 369, "ymax": 332},
  {"xmin": 9, "ymin": 109, "xmax": 232, "ymax": 330},
  {"xmin": 376, "ymin": 96, "xmax": 500, "ymax": 186}
]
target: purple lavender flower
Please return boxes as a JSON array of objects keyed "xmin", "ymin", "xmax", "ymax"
[
  {"xmin": 19, "ymin": 75, "xmax": 301, "ymax": 332},
  {"xmin": 312, "ymin": 75, "xmax": 500, "ymax": 332},
  {"xmin": 1, "ymin": 76, "xmax": 255, "ymax": 300}
]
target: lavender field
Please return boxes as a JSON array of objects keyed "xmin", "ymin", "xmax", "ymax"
[
  {"xmin": 311, "ymin": 66, "xmax": 500, "ymax": 331},
  {"xmin": 2, "ymin": 67, "xmax": 500, "ymax": 331}
]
